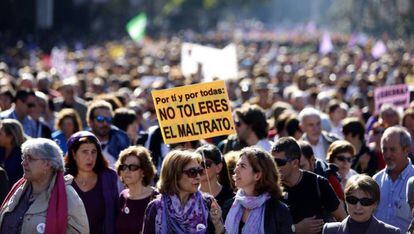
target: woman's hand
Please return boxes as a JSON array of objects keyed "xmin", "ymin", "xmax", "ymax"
[{"xmin": 210, "ymin": 199, "xmax": 224, "ymax": 234}]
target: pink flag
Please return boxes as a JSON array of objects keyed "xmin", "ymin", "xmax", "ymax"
[
  {"xmin": 319, "ymin": 32, "xmax": 333, "ymax": 55},
  {"xmin": 371, "ymin": 40, "xmax": 387, "ymax": 59}
]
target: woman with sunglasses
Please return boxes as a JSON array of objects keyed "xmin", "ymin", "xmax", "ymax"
[
  {"xmin": 115, "ymin": 146, "xmax": 158, "ymax": 234},
  {"xmin": 196, "ymin": 144, "xmax": 234, "ymax": 208},
  {"xmin": 327, "ymin": 140, "xmax": 359, "ymax": 190},
  {"xmin": 223, "ymin": 146, "xmax": 293, "ymax": 234},
  {"xmin": 65, "ymin": 131, "xmax": 119, "ymax": 234},
  {"xmin": 323, "ymin": 174, "xmax": 399, "ymax": 233},
  {"xmin": 142, "ymin": 150, "xmax": 224, "ymax": 234}
]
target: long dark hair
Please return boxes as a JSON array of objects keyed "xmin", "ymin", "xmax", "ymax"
[
  {"xmin": 196, "ymin": 144, "xmax": 234, "ymax": 191},
  {"xmin": 64, "ymin": 131, "xmax": 109, "ymax": 176}
]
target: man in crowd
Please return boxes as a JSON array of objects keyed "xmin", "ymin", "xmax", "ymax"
[
  {"xmin": 219, "ymin": 105, "xmax": 272, "ymax": 153},
  {"xmin": 342, "ymin": 117, "xmax": 378, "ymax": 176},
  {"xmin": 374, "ymin": 126, "xmax": 414, "ymax": 232},
  {"xmin": 0, "ymin": 89, "xmax": 38, "ymax": 137},
  {"xmin": 87, "ymin": 100, "xmax": 130, "ymax": 167},
  {"xmin": 299, "ymin": 107, "xmax": 338, "ymax": 162},
  {"xmin": 54, "ymin": 78, "xmax": 88, "ymax": 128},
  {"xmin": 272, "ymin": 137, "xmax": 346, "ymax": 233}
]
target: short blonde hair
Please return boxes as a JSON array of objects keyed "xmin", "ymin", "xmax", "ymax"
[
  {"xmin": 157, "ymin": 150, "xmax": 201, "ymax": 195},
  {"xmin": 224, "ymin": 151, "xmax": 241, "ymax": 174},
  {"xmin": 116, "ymin": 146, "xmax": 156, "ymax": 186}
]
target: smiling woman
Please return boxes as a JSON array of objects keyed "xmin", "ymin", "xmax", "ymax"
[{"xmin": 142, "ymin": 150, "xmax": 224, "ymax": 234}]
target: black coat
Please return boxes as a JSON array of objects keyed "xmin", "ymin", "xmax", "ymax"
[{"xmin": 222, "ymin": 196, "xmax": 294, "ymax": 234}]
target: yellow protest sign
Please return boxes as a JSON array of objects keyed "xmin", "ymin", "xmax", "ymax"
[{"xmin": 152, "ymin": 80, "xmax": 236, "ymax": 144}]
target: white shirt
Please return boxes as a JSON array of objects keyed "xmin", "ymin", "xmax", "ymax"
[
  {"xmin": 340, "ymin": 169, "xmax": 358, "ymax": 189},
  {"xmin": 310, "ymin": 135, "xmax": 327, "ymax": 162},
  {"xmin": 255, "ymin": 139, "xmax": 273, "ymax": 152}
]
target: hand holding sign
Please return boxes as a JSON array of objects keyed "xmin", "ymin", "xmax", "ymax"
[{"xmin": 152, "ymin": 81, "xmax": 236, "ymax": 144}]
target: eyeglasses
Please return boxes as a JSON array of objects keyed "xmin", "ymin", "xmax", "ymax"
[
  {"xmin": 201, "ymin": 160, "xmax": 214, "ymax": 169},
  {"xmin": 119, "ymin": 164, "xmax": 140, "ymax": 171},
  {"xmin": 335, "ymin": 155, "xmax": 353, "ymax": 163},
  {"xmin": 183, "ymin": 167, "xmax": 204, "ymax": 178},
  {"xmin": 345, "ymin": 196, "xmax": 375, "ymax": 206},
  {"xmin": 22, "ymin": 154, "xmax": 43, "ymax": 163},
  {"xmin": 274, "ymin": 157, "xmax": 293, "ymax": 167},
  {"xmin": 234, "ymin": 121, "xmax": 241, "ymax": 127},
  {"xmin": 94, "ymin": 115, "xmax": 112, "ymax": 124}
]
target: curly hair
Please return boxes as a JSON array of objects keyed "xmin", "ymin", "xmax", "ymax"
[{"xmin": 116, "ymin": 146, "xmax": 156, "ymax": 186}]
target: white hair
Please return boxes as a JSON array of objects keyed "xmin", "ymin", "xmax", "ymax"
[
  {"xmin": 298, "ymin": 107, "xmax": 321, "ymax": 124},
  {"xmin": 21, "ymin": 138, "xmax": 64, "ymax": 171}
]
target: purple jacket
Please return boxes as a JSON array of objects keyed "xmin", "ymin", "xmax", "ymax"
[
  {"xmin": 101, "ymin": 169, "xmax": 120, "ymax": 234},
  {"xmin": 68, "ymin": 169, "xmax": 119, "ymax": 234}
]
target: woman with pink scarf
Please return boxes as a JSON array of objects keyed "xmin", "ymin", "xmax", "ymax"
[
  {"xmin": 223, "ymin": 146, "xmax": 294, "ymax": 234},
  {"xmin": 142, "ymin": 150, "xmax": 224, "ymax": 234},
  {"xmin": 0, "ymin": 138, "xmax": 88, "ymax": 234}
]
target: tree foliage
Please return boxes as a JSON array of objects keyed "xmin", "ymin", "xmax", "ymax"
[{"xmin": 326, "ymin": 0, "xmax": 414, "ymax": 38}]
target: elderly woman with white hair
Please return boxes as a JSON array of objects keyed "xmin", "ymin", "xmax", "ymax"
[{"xmin": 0, "ymin": 138, "xmax": 89, "ymax": 234}]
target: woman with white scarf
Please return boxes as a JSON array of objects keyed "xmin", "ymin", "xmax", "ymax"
[{"xmin": 223, "ymin": 146, "xmax": 294, "ymax": 234}]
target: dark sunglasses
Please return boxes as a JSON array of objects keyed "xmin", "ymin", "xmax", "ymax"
[
  {"xmin": 201, "ymin": 160, "xmax": 214, "ymax": 169},
  {"xmin": 27, "ymin": 103, "xmax": 36, "ymax": 108},
  {"xmin": 119, "ymin": 164, "xmax": 140, "ymax": 171},
  {"xmin": 335, "ymin": 155, "xmax": 353, "ymax": 163},
  {"xmin": 95, "ymin": 115, "xmax": 112, "ymax": 124},
  {"xmin": 274, "ymin": 157, "xmax": 293, "ymax": 167},
  {"xmin": 183, "ymin": 167, "xmax": 204, "ymax": 178},
  {"xmin": 346, "ymin": 196, "xmax": 375, "ymax": 206},
  {"xmin": 234, "ymin": 121, "xmax": 241, "ymax": 127}
]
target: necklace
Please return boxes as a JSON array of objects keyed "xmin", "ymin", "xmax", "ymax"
[{"xmin": 122, "ymin": 187, "xmax": 153, "ymax": 215}]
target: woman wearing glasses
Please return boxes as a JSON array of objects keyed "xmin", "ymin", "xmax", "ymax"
[
  {"xmin": 115, "ymin": 146, "xmax": 158, "ymax": 234},
  {"xmin": 142, "ymin": 150, "xmax": 224, "ymax": 234},
  {"xmin": 323, "ymin": 174, "xmax": 399, "ymax": 233},
  {"xmin": 196, "ymin": 144, "xmax": 234, "ymax": 208},
  {"xmin": 223, "ymin": 147, "xmax": 293, "ymax": 234},
  {"xmin": 65, "ymin": 131, "xmax": 119, "ymax": 234},
  {"xmin": 0, "ymin": 138, "xmax": 88, "ymax": 233},
  {"xmin": 327, "ymin": 140, "xmax": 359, "ymax": 190}
]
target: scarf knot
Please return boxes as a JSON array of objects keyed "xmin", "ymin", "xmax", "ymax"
[
  {"xmin": 155, "ymin": 191, "xmax": 208, "ymax": 234},
  {"xmin": 225, "ymin": 190, "xmax": 270, "ymax": 234}
]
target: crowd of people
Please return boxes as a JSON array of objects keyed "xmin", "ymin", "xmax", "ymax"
[{"xmin": 0, "ymin": 29, "xmax": 414, "ymax": 233}]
